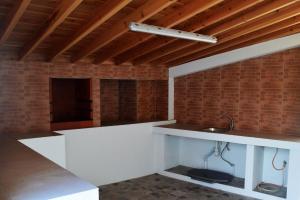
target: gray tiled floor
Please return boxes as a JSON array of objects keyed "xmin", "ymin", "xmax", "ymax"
[{"xmin": 100, "ymin": 174, "xmax": 257, "ymax": 200}]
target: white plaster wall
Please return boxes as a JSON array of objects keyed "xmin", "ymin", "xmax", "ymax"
[
  {"xmin": 178, "ymin": 137, "xmax": 246, "ymax": 178},
  {"xmin": 169, "ymin": 33, "xmax": 300, "ymax": 78},
  {"xmin": 19, "ymin": 136, "xmax": 66, "ymax": 168},
  {"xmin": 58, "ymin": 121, "xmax": 174, "ymax": 186}
]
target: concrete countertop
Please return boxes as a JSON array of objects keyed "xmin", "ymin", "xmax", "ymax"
[
  {"xmin": 157, "ymin": 123, "xmax": 300, "ymax": 143},
  {"xmin": 0, "ymin": 133, "xmax": 97, "ymax": 200}
]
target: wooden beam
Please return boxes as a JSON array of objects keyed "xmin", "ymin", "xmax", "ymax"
[
  {"xmin": 48, "ymin": 0, "xmax": 132, "ymax": 61},
  {"xmin": 169, "ymin": 31, "xmax": 300, "ymax": 77},
  {"xmin": 148, "ymin": 0, "xmax": 298, "ymax": 65},
  {"xmin": 115, "ymin": 0, "xmax": 263, "ymax": 65},
  {"xmin": 93, "ymin": 0, "xmax": 223, "ymax": 64},
  {"xmin": 72, "ymin": 0, "xmax": 177, "ymax": 63},
  {"xmin": 154, "ymin": 3, "xmax": 300, "ymax": 63},
  {"xmin": 130, "ymin": 0, "xmax": 268, "ymax": 65},
  {"xmin": 172, "ymin": 24, "xmax": 300, "ymax": 67},
  {"xmin": 211, "ymin": 24, "xmax": 300, "ymax": 58},
  {"xmin": 19, "ymin": 0, "xmax": 83, "ymax": 60},
  {"xmin": 0, "ymin": 0, "xmax": 31, "ymax": 45},
  {"xmin": 167, "ymin": 15, "xmax": 300, "ymax": 66}
]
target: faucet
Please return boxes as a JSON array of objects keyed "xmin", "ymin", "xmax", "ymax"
[{"xmin": 220, "ymin": 113, "xmax": 234, "ymax": 131}]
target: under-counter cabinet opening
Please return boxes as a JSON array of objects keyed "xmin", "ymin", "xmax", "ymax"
[
  {"xmin": 252, "ymin": 146, "xmax": 289, "ymax": 198},
  {"xmin": 163, "ymin": 136, "xmax": 247, "ymax": 189},
  {"xmin": 153, "ymin": 126, "xmax": 300, "ymax": 200}
]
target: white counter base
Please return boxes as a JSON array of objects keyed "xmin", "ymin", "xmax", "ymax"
[{"xmin": 153, "ymin": 125, "xmax": 300, "ymax": 200}]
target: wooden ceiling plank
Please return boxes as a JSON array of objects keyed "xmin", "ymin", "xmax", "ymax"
[
  {"xmin": 48, "ymin": 0, "xmax": 132, "ymax": 61},
  {"xmin": 151, "ymin": 3, "xmax": 300, "ymax": 63},
  {"xmin": 130, "ymin": 0, "xmax": 266, "ymax": 65},
  {"xmin": 19, "ymin": 0, "xmax": 83, "ymax": 60},
  {"xmin": 167, "ymin": 15, "xmax": 300, "ymax": 66},
  {"xmin": 171, "ymin": 24, "xmax": 300, "ymax": 66},
  {"xmin": 93, "ymin": 0, "xmax": 223, "ymax": 64},
  {"xmin": 115, "ymin": 0, "xmax": 263, "ymax": 65},
  {"xmin": 148, "ymin": 0, "xmax": 299, "ymax": 65},
  {"xmin": 72, "ymin": 0, "xmax": 177, "ymax": 63},
  {"xmin": 0, "ymin": 0, "xmax": 31, "ymax": 45},
  {"xmin": 211, "ymin": 25, "xmax": 300, "ymax": 58}
]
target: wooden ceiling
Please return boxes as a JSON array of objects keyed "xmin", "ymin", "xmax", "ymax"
[{"xmin": 0, "ymin": 0, "xmax": 299, "ymax": 66}]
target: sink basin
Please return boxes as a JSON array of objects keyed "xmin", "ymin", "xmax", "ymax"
[{"xmin": 201, "ymin": 127, "xmax": 229, "ymax": 133}]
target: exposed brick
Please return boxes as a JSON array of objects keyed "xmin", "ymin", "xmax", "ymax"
[
  {"xmin": 0, "ymin": 61, "xmax": 168, "ymax": 134},
  {"xmin": 174, "ymin": 47, "xmax": 300, "ymax": 136}
]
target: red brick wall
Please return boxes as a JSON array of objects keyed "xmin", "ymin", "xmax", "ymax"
[
  {"xmin": 154, "ymin": 81, "xmax": 168, "ymax": 120},
  {"xmin": 137, "ymin": 80, "xmax": 168, "ymax": 122},
  {"xmin": 100, "ymin": 79, "xmax": 120, "ymax": 123},
  {"xmin": 100, "ymin": 79, "xmax": 168, "ymax": 124},
  {"xmin": 0, "ymin": 61, "xmax": 168, "ymax": 134},
  {"xmin": 137, "ymin": 81, "xmax": 157, "ymax": 122},
  {"xmin": 119, "ymin": 80, "xmax": 137, "ymax": 122},
  {"xmin": 175, "ymin": 47, "xmax": 300, "ymax": 136}
]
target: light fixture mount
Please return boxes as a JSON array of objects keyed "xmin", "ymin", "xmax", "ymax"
[{"xmin": 129, "ymin": 22, "xmax": 217, "ymax": 43}]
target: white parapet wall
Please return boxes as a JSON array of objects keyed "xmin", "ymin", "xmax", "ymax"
[
  {"xmin": 57, "ymin": 120, "xmax": 175, "ymax": 186},
  {"xmin": 19, "ymin": 135, "xmax": 66, "ymax": 168}
]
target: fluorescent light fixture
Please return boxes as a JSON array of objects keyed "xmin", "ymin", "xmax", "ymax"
[{"xmin": 129, "ymin": 22, "xmax": 217, "ymax": 43}]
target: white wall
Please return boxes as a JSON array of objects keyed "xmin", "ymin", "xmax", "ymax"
[
  {"xmin": 19, "ymin": 135, "xmax": 66, "ymax": 168},
  {"xmin": 178, "ymin": 137, "xmax": 246, "ymax": 178},
  {"xmin": 58, "ymin": 121, "xmax": 174, "ymax": 186},
  {"xmin": 169, "ymin": 33, "xmax": 300, "ymax": 78}
]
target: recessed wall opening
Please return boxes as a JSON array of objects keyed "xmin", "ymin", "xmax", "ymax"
[
  {"xmin": 100, "ymin": 79, "xmax": 137, "ymax": 126},
  {"xmin": 50, "ymin": 78, "xmax": 93, "ymax": 130},
  {"xmin": 100, "ymin": 79, "xmax": 168, "ymax": 126}
]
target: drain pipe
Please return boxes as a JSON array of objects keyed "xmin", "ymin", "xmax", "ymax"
[{"xmin": 204, "ymin": 141, "xmax": 221, "ymax": 169}]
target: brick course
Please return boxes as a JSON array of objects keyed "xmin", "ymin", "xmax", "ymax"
[
  {"xmin": 175, "ymin": 47, "xmax": 300, "ymax": 136},
  {"xmin": 0, "ymin": 61, "xmax": 168, "ymax": 134}
]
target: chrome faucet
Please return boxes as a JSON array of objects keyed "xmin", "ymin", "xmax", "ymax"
[{"xmin": 220, "ymin": 113, "xmax": 234, "ymax": 131}]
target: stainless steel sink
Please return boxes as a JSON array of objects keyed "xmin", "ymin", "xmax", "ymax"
[{"xmin": 201, "ymin": 127, "xmax": 229, "ymax": 133}]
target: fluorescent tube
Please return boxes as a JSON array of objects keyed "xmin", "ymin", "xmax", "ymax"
[{"xmin": 129, "ymin": 22, "xmax": 217, "ymax": 43}]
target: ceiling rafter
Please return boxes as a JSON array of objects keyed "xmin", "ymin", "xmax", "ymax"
[
  {"xmin": 168, "ymin": 15, "xmax": 300, "ymax": 66},
  {"xmin": 114, "ymin": 0, "xmax": 264, "ymax": 65},
  {"xmin": 0, "ymin": 0, "xmax": 31, "ymax": 45},
  {"xmin": 47, "ymin": 0, "xmax": 132, "ymax": 61},
  {"xmin": 93, "ymin": 0, "xmax": 223, "ymax": 64},
  {"xmin": 185, "ymin": 24, "xmax": 300, "ymax": 66},
  {"xmin": 19, "ymin": 0, "xmax": 83, "ymax": 60},
  {"xmin": 147, "ymin": 0, "xmax": 299, "ymax": 65},
  {"xmin": 119, "ymin": 0, "xmax": 265, "ymax": 65},
  {"xmin": 157, "ymin": 2, "xmax": 300, "ymax": 65},
  {"xmin": 0, "ymin": 0, "xmax": 300, "ymax": 64},
  {"xmin": 71, "ymin": 0, "xmax": 177, "ymax": 63}
]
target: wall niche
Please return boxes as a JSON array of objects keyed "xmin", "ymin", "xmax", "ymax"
[
  {"xmin": 50, "ymin": 78, "xmax": 93, "ymax": 130},
  {"xmin": 100, "ymin": 79, "xmax": 168, "ymax": 126}
]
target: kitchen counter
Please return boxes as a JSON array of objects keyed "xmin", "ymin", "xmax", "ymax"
[
  {"xmin": 154, "ymin": 123, "xmax": 300, "ymax": 200},
  {"xmin": 0, "ymin": 133, "xmax": 98, "ymax": 200},
  {"xmin": 158, "ymin": 123, "xmax": 300, "ymax": 143}
]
